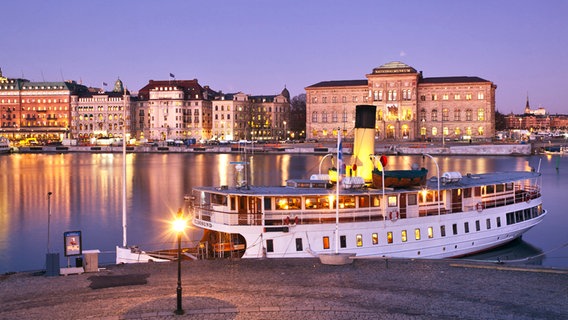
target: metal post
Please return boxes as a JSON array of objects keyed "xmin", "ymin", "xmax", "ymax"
[
  {"xmin": 422, "ymin": 153, "xmax": 441, "ymax": 216},
  {"xmin": 47, "ymin": 191, "xmax": 52, "ymax": 253},
  {"xmin": 175, "ymin": 231, "xmax": 184, "ymax": 315}
]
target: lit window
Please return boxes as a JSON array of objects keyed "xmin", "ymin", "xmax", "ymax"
[
  {"xmin": 372, "ymin": 233, "xmax": 378, "ymax": 245},
  {"xmin": 401, "ymin": 230, "xmax": 407, "ymax": 242},
  {"xmin": 428, "ymin": 227, "xmax": 433, "ymax": 238},
  {"xmin": 388, "ymin": 195, "xmax": 397, "ymax": 207},
  {"xmin": 356, "ymin": 234, "xmax": 363, "ymax": 247},
  {"xmin": 387, "ymin": 232, "xmax": 393, "ymax": 244},
  {"xmin": 415, "ymin": 228, "xmax": 421, "ymax": 240},
  {"xmin": 323, "ymin": 236, "xmax": 330, "ymax": 249}
]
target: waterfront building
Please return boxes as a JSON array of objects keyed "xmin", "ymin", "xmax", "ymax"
[
  {"xmin": 212, "ymin": 88, "xmax": 290, "ymax": 141},
  {"xmin": 135, "ymin": 79, "xmax": 214, "ymax": 142},
  {"xmin": 70, "ymin": 78, "xmax": 131, "ymax": 143},
  {"xmin": 0, "ymin": 70, "xmax": 88, "ymax": 143},
  {"xmin": 305, "ymin": 61, "xmax": 496, "ymax": 142}
]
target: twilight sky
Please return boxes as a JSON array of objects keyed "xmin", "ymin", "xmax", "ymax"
[{"xmin": 1, "ymin": 0, "xmax": 566, "ymax": 114}]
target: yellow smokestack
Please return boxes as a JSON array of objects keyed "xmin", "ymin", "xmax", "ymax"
[{"xmin": 352, "ymin": 105, "xmax": 376, "ymax": 182}]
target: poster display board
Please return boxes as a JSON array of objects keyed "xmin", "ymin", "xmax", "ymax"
[{"xmin": 63, "ymin": 231, "xmax": 82, "ymax": 256}]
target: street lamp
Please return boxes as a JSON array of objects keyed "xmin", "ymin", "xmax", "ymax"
[{"xmin": 172, "ymin": 209, "xmax": 187, "ymax": 315}]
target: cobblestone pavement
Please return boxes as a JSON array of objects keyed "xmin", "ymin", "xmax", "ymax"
[{"xmin": 1, "ymin": 258, "xmax": 567, "ymax": 320}]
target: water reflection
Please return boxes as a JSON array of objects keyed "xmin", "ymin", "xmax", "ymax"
[{"xmin": 1, "ymin": 153, "xmax": 567, "ymax": 273}]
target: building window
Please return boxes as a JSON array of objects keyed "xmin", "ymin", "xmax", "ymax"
[
  {"xmin": 322, "ymin": 111, "xmax": 328, "ymax": 123},
  {"xmin": 466, "ymin": 109, "xmax": 473, "ymax": 121},
  {"xmin": 432, "ymin": 94, "xmax": 437, "ymax": 101},
  {"xmin": 477, "ymin": 108, "xmax": 485, "ymax": 121},
  {"xmin": 332, "ymin": 111, "xmax": 337, "ymax": 122},
  {"xmin": 442, "ymin": 108, "xmax": 449, "ymax": 122},
  {"xmin": 431, "ymin": 109, "xmax": 437, "ymax": 121},
  {"xmin": 478, "ymin": 92, "xmax": 484, "ymax": 100},
  {"xmin": 442, "ymin": 94, "xmax": 449, "ymax": 100},
  {"xmin": 312, "ymin": 111, "xmax": 318, "ymax": 123},
  {"xmin": 454, "ymin": 109, "xmax": 461, "ymax": 121}
]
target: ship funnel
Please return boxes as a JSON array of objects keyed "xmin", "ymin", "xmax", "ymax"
[{"xmin": 353, "ymin": 105, "xmax": 376, "ymax": 182}]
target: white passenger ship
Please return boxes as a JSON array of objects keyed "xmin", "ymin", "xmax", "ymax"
[{"xmin": 190, "ymin": 105, "xmax": 546, "ymax": 260}]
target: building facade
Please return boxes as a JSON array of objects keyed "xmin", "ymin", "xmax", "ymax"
[
  {"xmin": 211, "ymin": 88, "xmax": 290, "ymax": 141},
  {"xmin": 70, "ymin": 79, "xmax": 131, "ymax": 143},
  {"xmin": 305, "ymin": 61, "xmax": 497, "ymax": 142},
  {"xmin": 135, "ymin": 79, "xmax": 214, "ymax": 142},
  {"xmin": 0, "ymin": 71, "xmax": 87, "ymax": 143}
]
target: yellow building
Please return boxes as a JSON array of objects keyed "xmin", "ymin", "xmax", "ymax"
[{"xmin": 305, "ymin": 61, "xmax": 496, "ymax": 142}]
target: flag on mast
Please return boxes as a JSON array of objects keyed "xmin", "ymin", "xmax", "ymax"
[{"xmin": 169, "ymin": 73, "xmax": 175, "ymax": 78}]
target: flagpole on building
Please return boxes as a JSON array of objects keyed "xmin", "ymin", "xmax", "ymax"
[{"xmin": 335, "ymin": 128, "xmax": 341, "ymax": 254}]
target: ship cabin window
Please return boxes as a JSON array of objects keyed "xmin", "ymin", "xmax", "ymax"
[
  {"xmin": 452, "ymin": 223, "xmax": 458, "ymax": 235},
  {"xmin": 419, "ymin": 190, "xmax": 441, "ymax": 203},
  {"xmin": 475, "ymin": 220, "xmax": 481, "ymax": 231},
  {"xmin": 231, "ymin": 196, "xmax": 237, "ymax": 210},
  {"xmin": 332, "ymin": 196, "xmax": 356, "ymax": 209},
  {"xmin": 275, "ymin": 197, "xmax": 301, "ymax": 210},
  {"xmin": 356, "ymin": 234, "xmax": 363, "ymax": 247},
  {"xmin": 387, "ymin": 232, "xmax": 393, "ymax": 244},
  {"xmin": 340, "ymin": 235, "xmax": 347, "ymax": 248},
  {"xmin": 401, "ymin": 230, "xmax": 408, "ymax": 242},
  {"xmin": 474, "ymin": 187, "xmax": 481, "ymax": 197},
  {"xmin": 388, "ymin": 195, "xmax": 398, "ymax": 207},
  {"xmin": 463, "ymin": 188, "xmax": 472, "ymax": 198},
  {"xmin": 264, "ymin": 198, "xmax": 272, "ymax": 210},
  {"xmin": 295, "ymin": 238, "xmax": 303, "ymax": 251},
  {"xmin": 440, "ymin": 225, "xmax": 446, "ymax": 237},
  {"xmin": 464, "ymin": 222, "xmax": 470, "ymax": 233},
  {"xmin": 415, "ymin": 228, "xmax": 421, "ymax": 240},
  {"xmin": 495, "ymin": 184, "xmax": 504, "ymax": 193},
  {"xmin": 359, "ymin": 196, "xmax": 369, "ymax": 208},
  {"xmin": 505, "ymin": 183, "xmax": 514, "ymax": 191},
  {"xmin": 266, "ymin": 239, "xmax": 274, "ymax": 252},
  {"xmin": 372, "ymin": 233, "xmax": 379, "ymax": 245},
  {"xmin": 506, "ymin": 212, "xmax": 514, "ymax": 225},
  {"xmin": 408, "ymin": 193, "xmax": 417, "ymax": 205},
  {"xmin": 372, "ymin": 195, "xmax": 381, "ymax": 207},
  {"xmin": 305, "ymin": 196, "xmax": 330, "ymax": 209},
  {"xmin": 211, "ymin": 194, "xmax": 227, "ymax": 205},
  {"xmin": 428, "ymin": 227, "xmax": 434, "ymax": 238},
  {"xmin": 323, "ymin": 236, "xmax": 330, "ymax": 249},
  {"xmin": 486, "ymin": 219, "xmax": 491, "ymax": 230},
  {"xmin": 497, "ymin": 217, "xmax": 501, "ymax": 227},
  {"xmin": 483, "ymin": 185, "xmax": 495, "ymax": 195}
]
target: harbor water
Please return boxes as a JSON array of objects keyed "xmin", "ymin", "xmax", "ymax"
[{"xmin": 1, "ymin": 152, "xmax": 567, "ymax": 273}]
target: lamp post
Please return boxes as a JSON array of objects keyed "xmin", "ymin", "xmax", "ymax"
[
  {"xmin": 172, "ymin": 210, "xmax": 187, "ymax": 315},
  {"xmin": 422, "ymin": 153, "xmax": 441, "ymax": 216}
]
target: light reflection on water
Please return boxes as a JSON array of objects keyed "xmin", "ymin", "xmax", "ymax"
[{"xmin": 0, "ymin": 152, "xmax": 566, "ymax": 273}]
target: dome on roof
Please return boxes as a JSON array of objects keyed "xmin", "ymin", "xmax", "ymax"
[
  {"xmin": 281, "ymin": 86, "xmax": 290, "ymax": 100},
  {"xmin": 372, "ymin": 61, "xmax": 417, "ymax": 74},
  {"xmin": 113, "ymin": 78, "xmax": 124, "ymax": 93}
]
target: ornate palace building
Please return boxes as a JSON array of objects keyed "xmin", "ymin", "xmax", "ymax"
[
  {"xmin": 305, "ymin": 61, "xmax": 496, "ymax": 142},
  {"xmin": 70, "ymin": 79, "xmax": 131, "ymax": 143}
]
